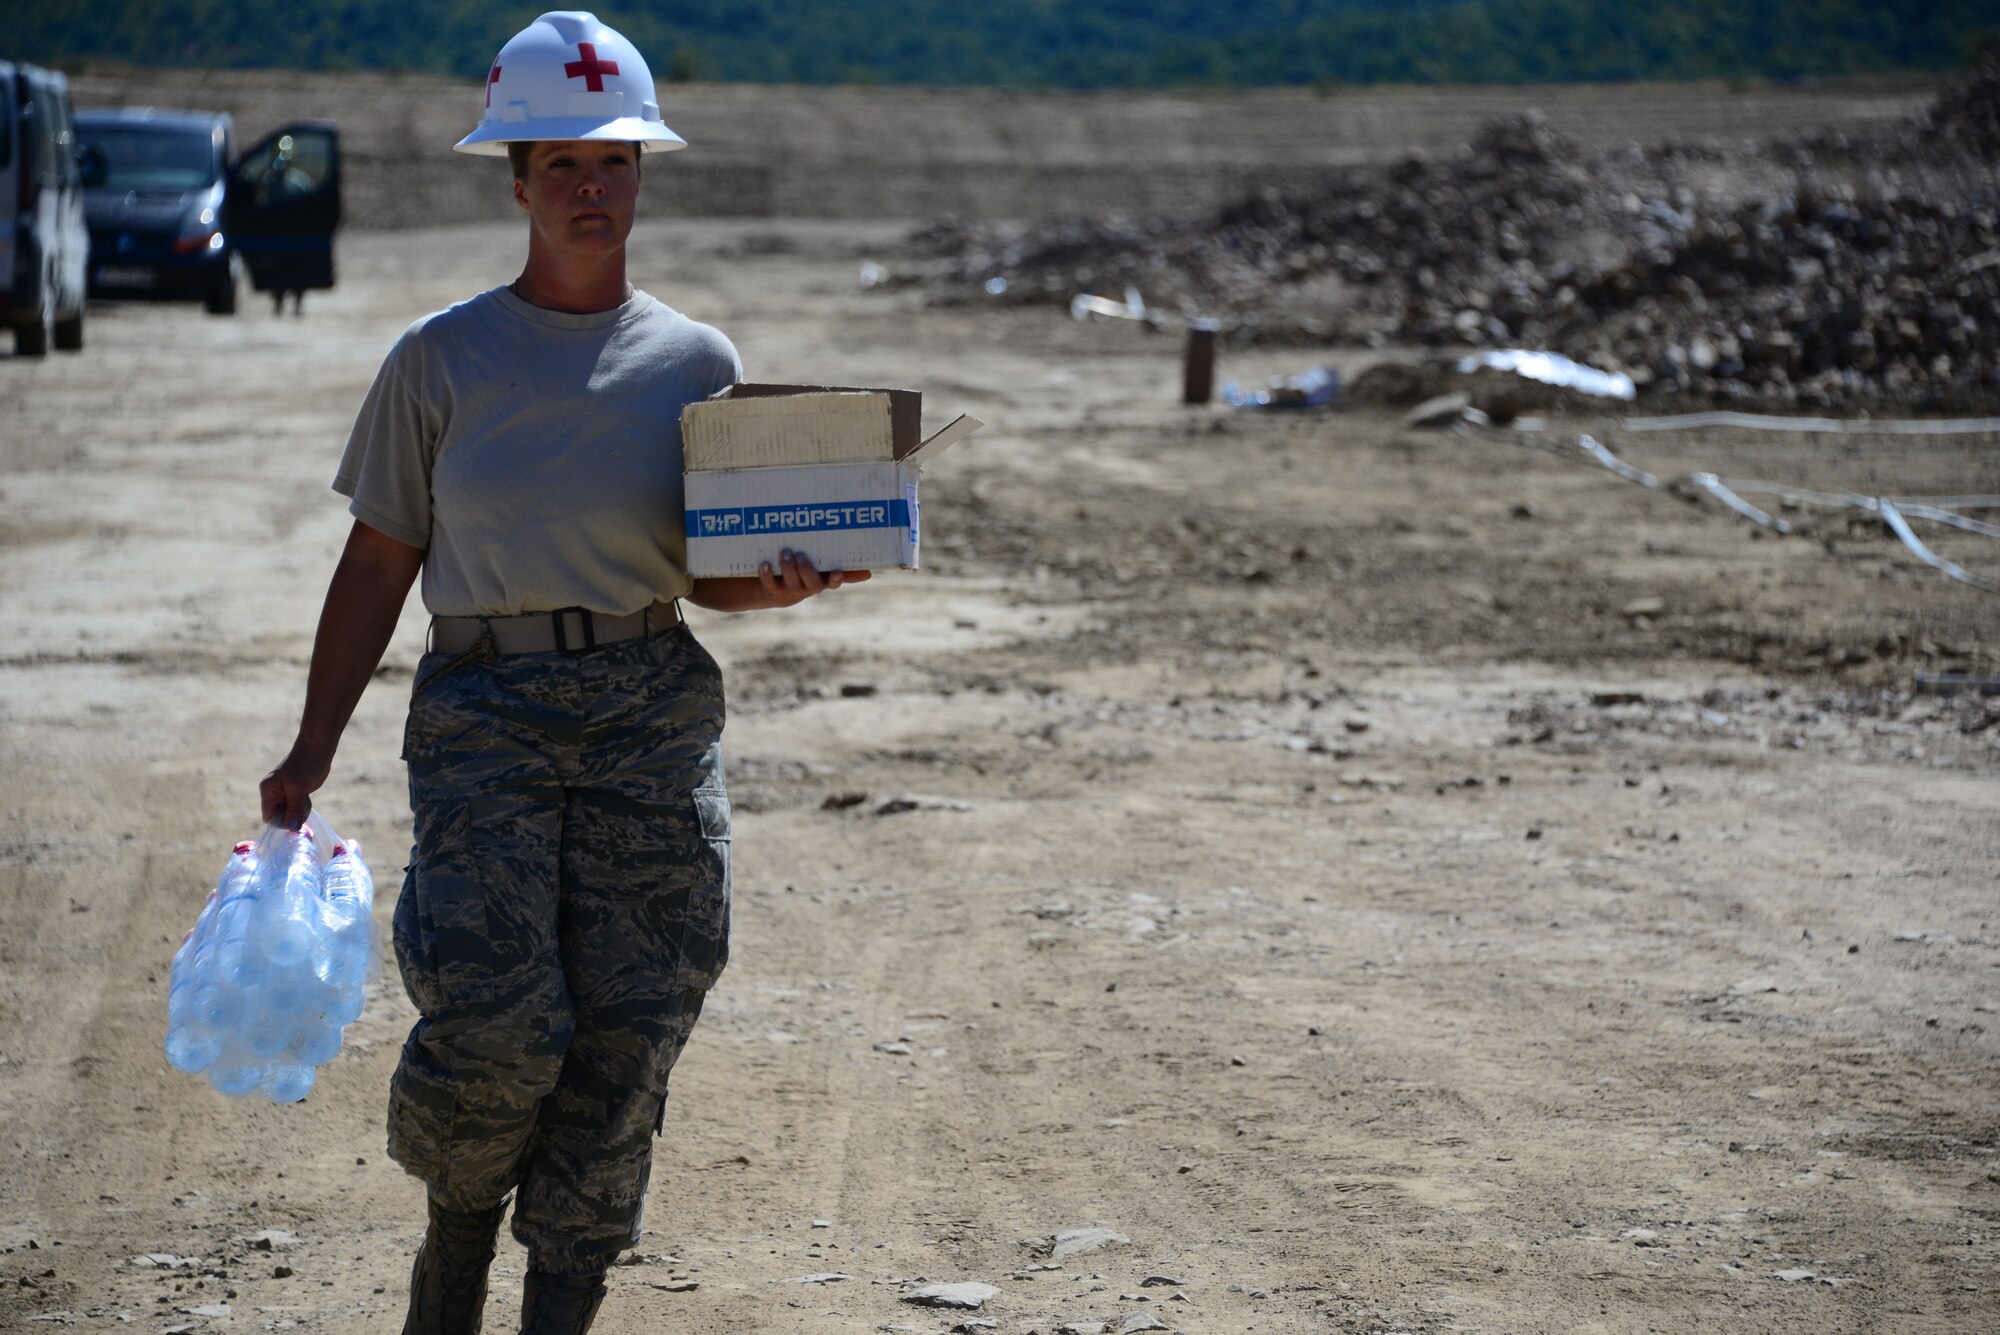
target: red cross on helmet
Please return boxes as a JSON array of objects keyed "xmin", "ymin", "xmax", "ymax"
[{"xmin": 455, "ymin": 10, "xmax": 685, "ymax": 155}]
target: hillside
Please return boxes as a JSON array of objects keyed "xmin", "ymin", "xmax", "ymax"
[{"xmin": 18, "ymin": 0, "xmax": 2000, "ymax": 89}]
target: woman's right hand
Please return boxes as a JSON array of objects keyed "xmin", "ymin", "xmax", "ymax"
[{"xmin": 260, "ymin": 740, "xmax": 334, "ymax": 831}]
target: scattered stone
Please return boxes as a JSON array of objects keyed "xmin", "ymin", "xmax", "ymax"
[
  {"xmin": 1620, "ymin": 1228, "xmax": 1663, "ymax": 1247},
  {"xmin": 872, "ymin": 1041, "xmax": 914, "ymax": 1056},
  {"xmin": 129, "ymin": 1254, "xmax": 202, "ymax": 1269},
  {"xmin": 187, "ymin": 1304, "xmax": 232, "ymax": 1317},
  {"xmin": 839, "ymin": 683, "xmax": 879, "ymax": 697},
  {"xmin": 811, "ymin": 1219, "xmax": 832, "ymax": 1228},
  {"xmin": 952, "ymin": 1321, "xmax": 999, "ymax": 1334},
  {"xmin": 1402, "ymin": 391, "xmax": 1472, "ymax": 428},
  {"xmin": 1058, "ymin": 1322, "xmax": 1107, "ymax": 1335},
  {"xmin": 789, "ymin": 1272, "xmax": 850, "ymax": 1284},
  {"xmin": 1622, "ymin": 597, "xmax": 1666, "ymax": 618},
  {"xmin": 649, "ymin": 1279, "xmax": 699, "ymax": 1292},
  {"xmin": 1139, "ymin": 1275, "xmax": 1187, "ymax": 1288},
  {"xmin": 820, "ymin": 792, "xmax": 869, "ymax": 811},
  {"xmin": 903, "ymin": 1281, "xmax": 1000, "ymax": 1309},
  {"xmin": 873, "ymin": 794, "xmax": 974, "ymax": 816},
  {"xmin": 1772, "ymin": 1268, "xmax": 1817, "ymax": 1283},
  {"xmin": 612, "ymin": 1251, "xmax": 683, "ymax": 1267},
  {"xmin": 1120, "ymin": 1315, "xmax": 1171, "ymax": 1334},
  {"xmin": 1051, "ymin": 1227, "xmax": 1130, "ymax": 1260},
  {"xmin": 241, "ymin": 1229, "xmax": 298, "ymax": 1251},
  {"xmin": 1342, "ymin": 717, "xmax": 1372, "ymax": 734},
  {"xmin": 272, "ymin": 1265, "xmax": 294, "ymax": 1279},
  {"xmin": 1591, "ymin": 691, "xmax": 1646, "ymax": 707}
]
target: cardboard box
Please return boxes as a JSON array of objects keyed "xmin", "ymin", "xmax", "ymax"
[{"xmin": 681, "ymin": 383, "xmax": 982, "ymax": 578}]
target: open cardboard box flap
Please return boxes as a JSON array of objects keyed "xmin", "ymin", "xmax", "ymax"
[{"xmin": 685, "ymin": 382, "xmax": 983, "ymax": 471}]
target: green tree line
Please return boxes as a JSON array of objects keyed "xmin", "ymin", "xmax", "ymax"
[{"xmin": 10, "ymin": 0, "xmax": 1998, "ymax": 88}]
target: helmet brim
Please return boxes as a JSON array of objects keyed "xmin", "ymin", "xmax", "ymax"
[{"xmin": 454, "ymin": 118, "xmax": 687, "ymax": 155}]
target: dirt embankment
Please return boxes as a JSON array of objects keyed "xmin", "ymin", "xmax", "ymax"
[
  {"xmin": 67, "ymin": 67, "xmax": 1935, "ymax": 227},
  {"xmin": 912, "ymin": 59, "xmax": 2000, "ymax": 411}
]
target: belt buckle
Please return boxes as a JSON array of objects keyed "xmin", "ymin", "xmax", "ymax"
[{"xmin": 550, "ymin": 606, "xmax": 595, "ymax": 654}]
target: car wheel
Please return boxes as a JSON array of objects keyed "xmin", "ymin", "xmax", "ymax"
[
  {"xmin": 15, "ymin": 289, "xmax": 53, "ymax": 357},
  {"xmin": 204, "ymin": 254, "xmax": 239, "ymax": 316},
  {"xmin": 55, "ymin": 301, "xmax": 85, "ymax": 352}
]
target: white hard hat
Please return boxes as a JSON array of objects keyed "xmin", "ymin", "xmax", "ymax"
[{"xmin": 455, "ymin": 11, "xmax": 685, "ymax": 156}]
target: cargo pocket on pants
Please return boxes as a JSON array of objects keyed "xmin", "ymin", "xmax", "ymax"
[
  {"xmin": 674, "ymin": 786, "xmax": 732, "ymax": 990},
  {"xmin": 386, "ymin": 1032, "xmax": 459, "ymax": 1188}
]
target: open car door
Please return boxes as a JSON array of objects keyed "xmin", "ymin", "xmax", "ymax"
[{"xmin": 224, "ymin": 121, "xmax": 341, "ymax": 293}]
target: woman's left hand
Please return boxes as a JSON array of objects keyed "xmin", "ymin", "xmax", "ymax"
[
  {"xmin": 759, "ymin": 549, "xmax": 871, "ymax": 607},
  {"xmin": 687, "ymin": 550, "xmax": 872, "ymax": 612}
]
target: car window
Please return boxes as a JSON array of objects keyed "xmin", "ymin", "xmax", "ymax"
[
  {"xmin": 30, "ymin": 81, "xmax": 58, "ymax": 177},
  {"xmin": 75, "ymin": 124, "xmax": 218, "ymax": 192},
  {"xmin": 235, "ymin": 130, "xmax": 335, "ymax": 208},
  {"xmin": 0, "ymin": 74, "xmax": 13, "ymax": 171},
  {"xmin": 53, "ymin": 87, "xmax": 77, "ymax": 185}
]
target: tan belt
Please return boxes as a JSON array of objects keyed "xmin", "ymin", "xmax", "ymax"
[{"xmin": 429, "ymin": 600, "xmax": 684, "ymax": 656}]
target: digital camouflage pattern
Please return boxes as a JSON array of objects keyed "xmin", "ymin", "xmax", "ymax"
[{"xmin": 387, "ymin": 623, "xmax": 729, "ymax": 1274}]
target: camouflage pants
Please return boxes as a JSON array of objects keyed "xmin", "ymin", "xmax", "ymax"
[{"xmin": 387, "ymin": 622, "xmax": 730, "ymax": 1275}]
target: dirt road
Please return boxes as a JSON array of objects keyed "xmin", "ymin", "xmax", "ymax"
[{"xmin": 1, "ymin": 219, "xmax": 1996, "ymax": 1335}]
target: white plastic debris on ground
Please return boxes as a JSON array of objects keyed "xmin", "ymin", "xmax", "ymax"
[{"xmin": 1458, "ymin": 349, "xmax": 1637, "ymax": 399}]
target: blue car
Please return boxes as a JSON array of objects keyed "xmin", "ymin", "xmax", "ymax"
[{"xmin": 76, "ymin": 108, "xmax": 340, "ymax": 314}]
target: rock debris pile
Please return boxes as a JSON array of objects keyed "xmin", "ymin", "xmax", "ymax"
[{"xmin": 911, "ymin": 57, "xmax": 2000, "ymax": 410}]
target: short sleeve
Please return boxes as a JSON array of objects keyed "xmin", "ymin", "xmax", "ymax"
[
  {"xmin": 705, "ymin": 325, "xmax": 743, "ymax": 397},
  {"xmin": 332, "ymin": 323, "xmax": 439, "ymax": 550}
]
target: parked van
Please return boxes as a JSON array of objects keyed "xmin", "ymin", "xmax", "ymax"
[
  {"xmin": 1, "ymin": 60, "xmax": 90, "ymax": 356},
  {"xmin": 75, "ymin": 110, "xmax": 341, "ymax": 315}
]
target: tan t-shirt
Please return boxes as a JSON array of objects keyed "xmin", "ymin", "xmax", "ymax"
[{"xmin": 334, "ymin": 286, "xmax": 741, "ymax": 616}]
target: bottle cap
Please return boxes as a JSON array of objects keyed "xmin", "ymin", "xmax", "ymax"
[{"xmin": 234, "ymin": 842, "xmax": 255, "ymax": 855}]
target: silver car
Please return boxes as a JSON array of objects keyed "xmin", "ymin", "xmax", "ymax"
[{"xmin": 1, "ymin": 59, "xmax": 89, "ymax": 356}]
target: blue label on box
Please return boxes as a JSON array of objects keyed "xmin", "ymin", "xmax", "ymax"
[{"xmin": 686, "ymin": 498, "xmax": 912, "ymax": 538}]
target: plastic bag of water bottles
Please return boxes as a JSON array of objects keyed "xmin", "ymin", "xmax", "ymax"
[{"xmin": 164, "ymin": 812, "xmax": 379, "ymax": 1103}]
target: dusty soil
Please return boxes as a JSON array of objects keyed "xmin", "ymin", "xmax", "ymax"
[{"xmin": 2, "ymin": 210, "xmax": 1997, "ymax": 1335}]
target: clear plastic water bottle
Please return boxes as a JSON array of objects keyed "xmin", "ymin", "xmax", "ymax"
[
  {"xmin": 316, "ymin": 844, "xmax": 374, "ymax": 989},
  {"xmin": 287, "ymin": 1020, "xmax": 344, "ymax": 1067},
  {"xmin": 211, "ymin": 842, "xmax": 265, "ymax": 988},
  {"xmin": 326, "ymin": 982, "xmax": 366, "ymax": 1027},
  {"xmin": 164, "ymin": 979, "xmax": 225, "ymax": 1074},
  {"xmin": 260, "ymin": 1062, "xmax": 316, "ymax": 1104},
  {"xmin": 243, "ymin": 1016, "xmax": 291, "ymax": 1060},
  {"xmin": 265, "ymin": 966, "xmax": 338, "ymax": 1031},
  {"xmin": 206, "ymin": 1038, "xmax": 267, "ymax": 1098},
  {"xmin": 255, "ymin": 827, "xmax": 324, "ymax": 967},
  {"xmin": 163, "ymin": 844, "xmax": 256, "ymax": 1074}
]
